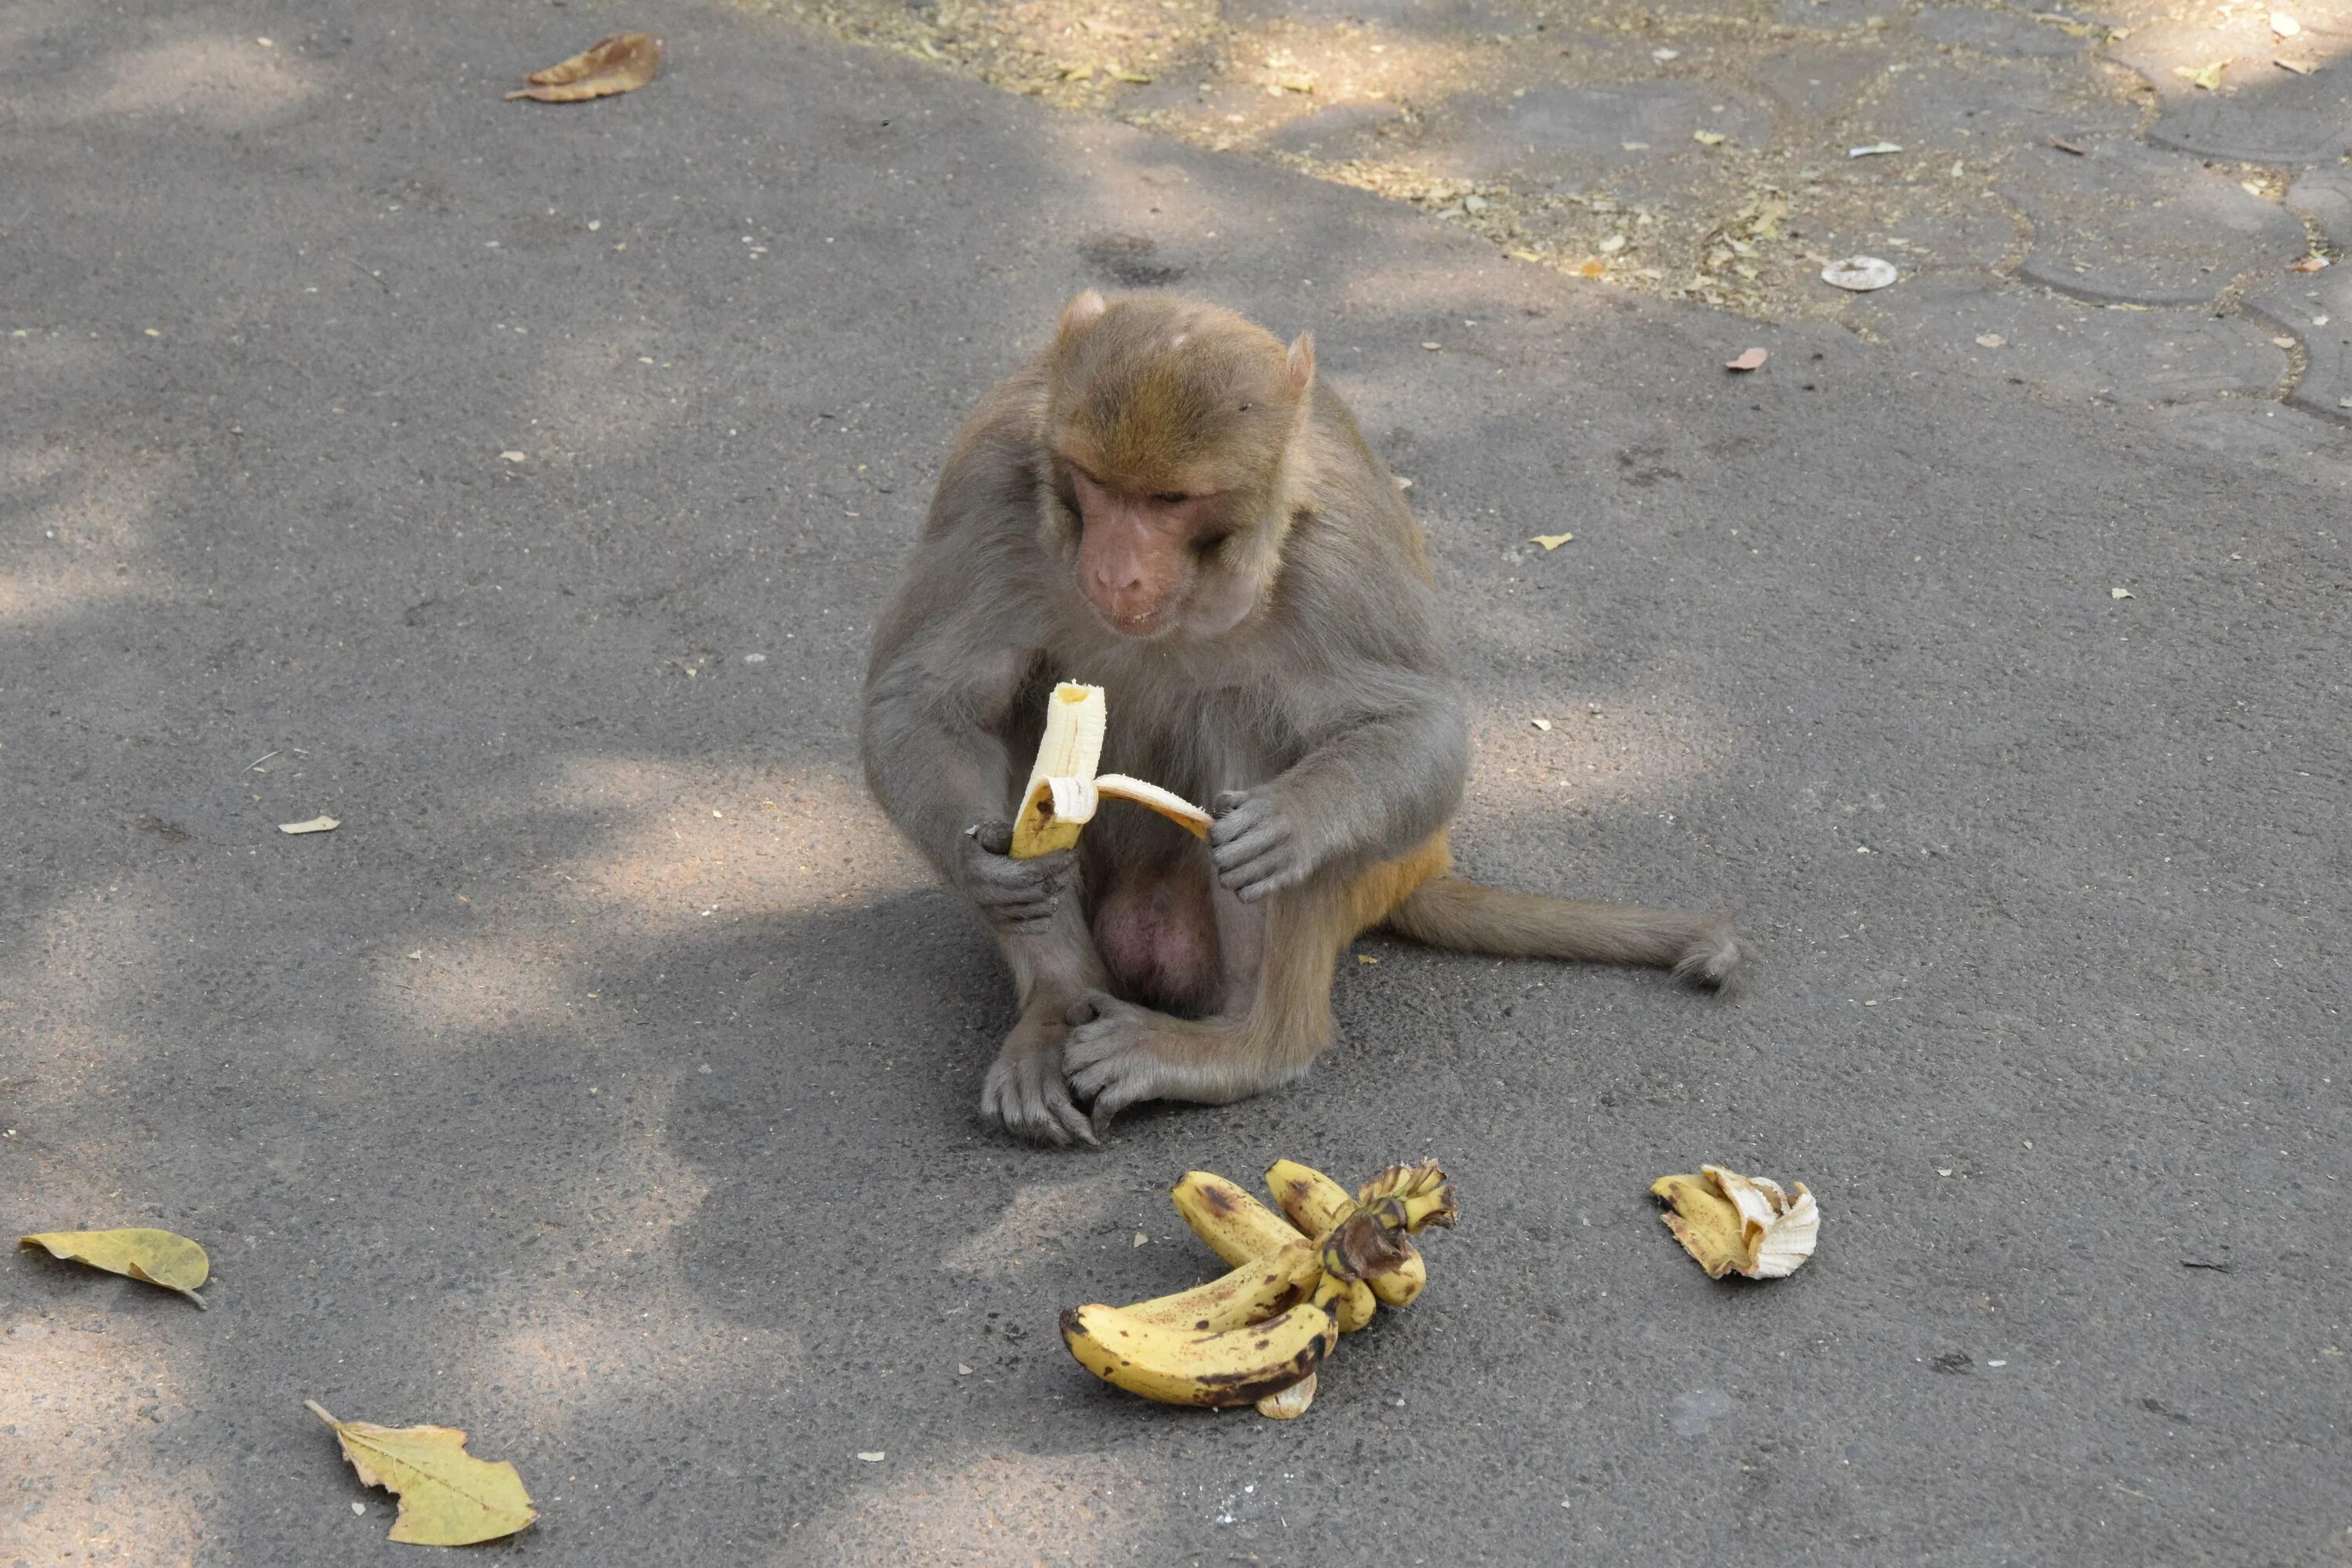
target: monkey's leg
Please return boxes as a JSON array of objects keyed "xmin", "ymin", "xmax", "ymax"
[
  {"xmin": 1383, "ymin": 875, "xmax": 1738, "ymax": 987},
  {"xmin": 1062, "ymin": 866, "xmax": 1379, "ymax": 1134},
  {"xmin": 978, "ymin": 894, "xmax": 1113, "ymax": 1146}
]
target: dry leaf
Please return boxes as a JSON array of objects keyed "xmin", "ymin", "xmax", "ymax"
[
  {"xmin": 2274, "ymin": 56, "xmax": 2317, "ymax": 73},
  {"xmin": 1508, "ymin": 249, "xmax": 1544, "ymax": 263},
  {"xmin": 1848, "ymin": 140, "xmax": 1903, "ymax": 158},
  {"xmin": 1530, "ymin": 717, "xmax": 1552, "ymax": 731},
  {"xmin": 1976, "ymin": 333, "xmax": 2006, "ymax": 348},
  {"xmin": 2272, "ymin": 336, "xmax": 2298, "ymax": 349},
  {"xmin": 1113, "ymin": 70, "xmax": 1152, "ymax": 84},
  {"xmin": 507, "ymin": 33, "xmax": 663, "ymax": 103},
  {"xmin": 1726, "ymin": 347, "xmax": 1768, "ymax": 372},
  {"xmin": 2049, "ymin": 137, "xmax": 2087, "ymax": 155},
  {"xmin": 2288, "ymin": 255, "xmax": 2328, "ymax": 272},
  {"xmin": 2172, "ymin": 59, "xmax": 2228, "ymax": 91},
  {"xmin": 499, "ymin": 450, "xmax": 528, "ymax": 463},
  {"xmin": 1573, "ymin": 257, "xmax": 1606, "ymax": 279},
  {"xmin": 856, "ymin": 1451, "xmax": 887, "ymax": 1462},
  {"xmin": 1529, "ymin": 532, "xmax": 1575, "ymax": 550},
  {"xmin": 308, "ymin": 1403, "xmax": 536, "ymax": 1545},
  {"xmin": 20, "ymin": 1229, "xmax": 209, "ymax": 1307},
  {"xmin": 1693, "ymin": 129, "xmax": 1728, "ymax": 146},
  {"xmin": 2111, "ymin": 586, "xmax": 2133, "ymax": 599},
  {"xmin": 279, "ymin": 816, "xmax": 339, "ymax": 834},
  {"xmin": 1421, "ymin": 341, "xmax": 1443, "ymax": 351}
]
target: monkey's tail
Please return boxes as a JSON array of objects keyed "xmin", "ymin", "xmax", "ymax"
[{"xmin": 1381, "ymin": 876, "xmax": 1738, "ymax": 989}]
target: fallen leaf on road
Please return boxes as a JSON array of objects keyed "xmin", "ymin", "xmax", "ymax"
[
  {"xmin": 506, "ymin": 33, "xmax": 663, "ymax": 103},
  {"xmin": 279, "ymin": 816, "xmax": 339, "ymax": 834},
  {"xmin": 2288, "ymin": 255, "xmax": 2328, "ymax": 272},
  {"xmin": 1573, "ymin": 257, "xmax": 1606, "ymax": 278},
  {"xmin": 309, "ymin": 1403, "xmax": 536, "ymax": 1545},
  {"xmin": 856, "ymin": 1451, "xmax": 887, "ymax": 1462},
  {"xmin": 1650, "ymin": 1166, "xmax": 1819, "ymax": 1280},
  {"xmin": 2049, "ymin": 137, "xmax": 2087, "ymax": 155},
  {"xmin": 1277, "ymin": 74, "xmax": 1316, "ymax": 93},
  {"xmin": 2172, "ymin": 59, "xmax": 2229, "ymax": 90},
  {"xmin": 1693, "ymin": 130, "xmax": 1727, "ymax": 146},
  {"xmin": 1530, "ymin": 717, "xmax": 1552, "ymax": 731},
  {"xmin": 1599, "ymin": 232, "xmax": 1628, "ymax": 252},
  {"xmin": 1509, "ymin": 249, "xmax": 1544, "ymax": 263},
  {"xmin": 1529, "ymin": 532, "xmax": 1575, "ymax": 550},
  {"xmin": 21, "ymin": 1229, "xmax": 209, "ymax": 1307},
  {"xmin": 1421, "ymin": 341, "xmax": 1442, "ymax": 350},
  {"xmin": 1726, "ymin": 347, "xmax": 1768, "ymax": 371},
  {"xmin": 2272, "ymin": 336, "xmax": 2298, "ymax": 349},
  {"xmin": 2111, "ymin": 586, "xmax": 2133, "ymax": 599},
  {"xmin": 1821, "ymin": 256, "xmax": 1898, "ymax": 292},
  {"xmin": 1848, "ymin": 140, "xmax": 1903, "ymax": 158},
  {"xmin": 2275, "ymin": 56, "xmax": 2317, "ymax": 73},
  {"xmin": 1976, "ymin": 333, "xmax": 2006, "ymax": 348},
  {"xmin": 499, "ymin": 450, "xmax": 528, "ymax": 463},
  {"xmin": 1112, "ymin": 70, "xmax": 1152, "ymax": 84}
]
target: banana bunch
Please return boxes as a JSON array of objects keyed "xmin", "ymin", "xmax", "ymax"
[{"xmin": 1060, "ymin": 1160, "xmax": 1457, "ymax": 1418}]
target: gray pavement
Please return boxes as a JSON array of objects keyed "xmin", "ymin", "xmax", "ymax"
[{"xmin": 3, "ymin": 0, "xmax": 2350, "ymax": 1563}]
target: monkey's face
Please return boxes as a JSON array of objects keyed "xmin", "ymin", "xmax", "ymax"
[
  {"xmin": 1044, "ymin": 292, "xmax": 1313, "ymax": 640},
  {"xmin": 1057, "ymin": 459, "xmax": 1249, "ymax": 638}
]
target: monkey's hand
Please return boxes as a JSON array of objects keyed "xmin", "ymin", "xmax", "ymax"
[
  {"xmin": 957, "ymin": 821, "xmax": 1076, "ymax": 934},
  {"xmin": 1210, "ymin": 789, "xmax": 1312, "ymax": 902}
]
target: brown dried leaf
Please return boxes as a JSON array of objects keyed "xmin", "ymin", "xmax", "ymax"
[
  {"xmin": 1726, "ymin": 347, "xmax": 1769, "ymax": 372},
  {"xmin": 2288, "ymin": 255, "xmax": 2329, "ymax": 272},
  {"xmin": 507, "ymin": 33, "xmax": 663, "ymax": 103}
]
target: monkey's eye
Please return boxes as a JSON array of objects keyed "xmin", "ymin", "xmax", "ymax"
[
  {"xmin": 1154, "ymin": 492, "xmax": 1189, "ymax": 506},
  {"xmin": 1192, "ymin": 529, "xmax": 1232, "ymax": 556}
]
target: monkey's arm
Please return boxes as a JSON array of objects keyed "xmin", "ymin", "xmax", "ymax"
[{"xmin": 1213, "ymin": 664, "xmax": 1469, "ymax": 902}]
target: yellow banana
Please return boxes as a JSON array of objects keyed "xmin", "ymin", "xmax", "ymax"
[
  {"xmin": 1060, "ymin": 1298, "xmax": 1335, "ymax": 1407},
  {"xmin": 1171, "ymin": 1171, "xmax": 1377, "ymax": 1331},
  {"xmin": 1171, "ymin": 1171, "xmax": 1303, "ymax": 1265},
  {"xmin": 1120, "ymin": 1236, "xmax": 1320, "ymax": 1330},
  {"xmin": 1265, "ymin": 1159, "xmax": 1428, "ymax": 1308}
]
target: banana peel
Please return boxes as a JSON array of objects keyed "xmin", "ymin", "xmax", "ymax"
[
  {"xmin": 1011, "ymin": 683, "xmax": 1210, "ymax": 858},
  {"xmin": 1651, "ymin": 1165, "xmax": 1819, "ymax": 1279}
]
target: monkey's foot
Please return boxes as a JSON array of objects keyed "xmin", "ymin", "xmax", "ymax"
[
  {"xmin": 1063, "ymin": 995, "xmax": 1264, "ymax": 1138},
  {"xmin": 981, "ymin": 1015, "xmax": 1098, "ymax": 1148}
]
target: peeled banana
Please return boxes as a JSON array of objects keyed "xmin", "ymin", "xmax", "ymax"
[
  {"xmin": 1061, "ymin": 1158, "xmax": 1458, "ymax": 1417},
  {"xmin": 1010, "ymin": 683, "xmax": 1211, "ymax": 858}
]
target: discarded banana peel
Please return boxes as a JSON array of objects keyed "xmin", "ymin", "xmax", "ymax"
[
  {"xmin": 1010, "ymin": 683, "xmax": 1211, "ymax": 858},
  {"xmin": 1059, "ymin": 1159, "xmax": 1457, "ymax": 1415},
  {"xmin": 1650, "ymin": 1164, "xmax": 1819, "ymax": 1279}
]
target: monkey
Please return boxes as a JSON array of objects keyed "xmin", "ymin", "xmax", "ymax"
[{"xmin": 861, "ymin": 289, "xmax": 1737, "ymax": 1145}]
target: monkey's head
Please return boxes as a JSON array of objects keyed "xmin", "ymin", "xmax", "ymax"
[{"xmin": 1042, "ymin": 290, "xmax": 1315, "ymax": 639}]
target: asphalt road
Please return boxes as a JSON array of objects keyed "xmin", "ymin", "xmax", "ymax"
[{"xmin": 3, "ymin": 1, "xmax": 2348, "ymax": 1563}]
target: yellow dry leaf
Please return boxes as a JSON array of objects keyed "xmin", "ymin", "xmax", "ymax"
[
  {"xmin": 2172, "ymin": 59, "xmax": 2228, "ymax": 90},
  {"xmin": 20, "ymin": 1228, "xmax": 209, "ymax": 1307},
  {"xmin": 1112, "ymin": 70, "xmax": 1152, "ymax": 84},
  {"xmin": 1529, "ymin": 532, "xmax": 1575, "ymax": 550},
  {"xmin": 307, "ymin": 1403, "xmax": 537, "ymax": 1545},
  {"xmin": 278, "ymin": 815, "xmax": 339, "ymax": 834},
  {"xmin": 1693, "ymin": 129, "xmax": 1728, "ymax": 146},
  {"xmin": 1573, "ymin": 257, "xmax": 1606, "ymax": 279},
  {"xmin": 506, "ymin": 33, "xmax": 663, "ymax": 102}
]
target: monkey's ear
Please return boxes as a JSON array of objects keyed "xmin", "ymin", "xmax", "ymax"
[
  {"xmin": 1285, "ymin": 332, "xmax": 1317, "ymax": 394},
  {"xmin": 1059, "ymin": 289, "xmax": 1109, "ymax": 337}
]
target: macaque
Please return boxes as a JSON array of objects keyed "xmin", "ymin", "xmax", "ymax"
[{"xmin": 862, "ymin": 291, "xmax": 1737, "ymax": 1145}]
